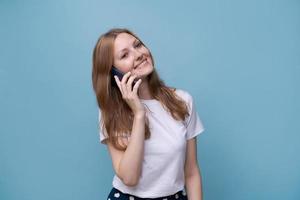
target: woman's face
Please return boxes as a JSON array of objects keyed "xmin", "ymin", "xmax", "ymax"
[{"xmin": 113, "ymin": 33, "xmax": 154, "ymax": 79}]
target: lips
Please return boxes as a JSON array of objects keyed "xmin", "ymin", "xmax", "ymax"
[{"xmin": 135, "ymin": 58, "xmax": 147, "ymax": 69}]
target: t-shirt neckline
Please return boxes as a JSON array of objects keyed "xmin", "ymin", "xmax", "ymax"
[{"xmin": 140, "ymin": 98, "xmax": 159, "ymax": 104}]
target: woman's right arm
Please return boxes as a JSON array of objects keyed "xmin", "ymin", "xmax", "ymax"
[
  {"xmin": 107, "ymin": 111, "xmax": 145, "ymax": 187},
  {"xmin": 106, "ymin": 71, "xmax": 146, "ymax": 186}
]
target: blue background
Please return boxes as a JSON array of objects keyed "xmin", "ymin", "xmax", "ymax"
[{"xmin": 0, "ymin": 0, "xmax": 299, "ymax": 199}]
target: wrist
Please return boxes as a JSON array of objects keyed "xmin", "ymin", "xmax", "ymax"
[{"xmin": 134, "ymin": 111, "xmax": 145, "ymax": 118}]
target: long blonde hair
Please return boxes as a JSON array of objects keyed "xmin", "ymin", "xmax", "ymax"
[{"xmin": 92, "ymin": 28, "xmax": 189, "ymax": 151}]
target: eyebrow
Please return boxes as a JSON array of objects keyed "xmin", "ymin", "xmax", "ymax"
[{"xmin": 117, "ymin": 39, "xmax": 139, "ymax": 57}]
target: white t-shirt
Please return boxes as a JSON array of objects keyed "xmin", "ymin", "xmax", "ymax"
[{"xmin": 98, "ymin": 88, "xmax": 205, "ymax": 198}]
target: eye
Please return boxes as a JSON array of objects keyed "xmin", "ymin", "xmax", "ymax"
[
  {"xmin": 135, "ymin": 42, "xmax": 142, "ymax": 48},
  {"xmin": 121, "ymin": 53, "xmax": 128, "ymax": 59}
]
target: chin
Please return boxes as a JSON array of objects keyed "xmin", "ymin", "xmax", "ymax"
[{"xmin": 136, "ymin": 65, "xmax": 154, "ymax": 79}]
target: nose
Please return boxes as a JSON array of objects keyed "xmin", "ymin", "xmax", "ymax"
[{"xmin": 134, "ymin": 49, "xmax": 144, "ymax": 62}]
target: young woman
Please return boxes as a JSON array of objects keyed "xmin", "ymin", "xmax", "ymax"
[{"xmin": 92, "ymin": 28, "xmax": 205, "ymax": 200}]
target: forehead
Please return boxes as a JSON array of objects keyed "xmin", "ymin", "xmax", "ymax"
[{"xmin": 114, "ymin": 33, "xmax": 137, "ymax": 51}]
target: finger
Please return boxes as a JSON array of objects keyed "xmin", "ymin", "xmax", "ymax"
[
  {"xmin": 121, "ymin": 71, "xmax": 132, "ymax": 95},
  {"xmin": 132, "ymin": 79, "xmax": 142, "ymax": 94},
  {"xmin": 121, "ymin": 71, "xmax": 132, "ymax": 85},
  {"xmin": 126, "ymin": 75, "xmax": 137, "ymax": 90},
  {"xmin": 114, "ymin": 76, "xmax": 123, "ymax": 94}
]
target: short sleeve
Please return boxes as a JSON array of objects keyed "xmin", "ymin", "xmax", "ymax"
[
  {"xmin": 185, "ymin": 94, "xmax": 205, "ymax": 140},
  {"xmin": 98, "ymin": 109, "xmax": 109, "ymax": 144}
]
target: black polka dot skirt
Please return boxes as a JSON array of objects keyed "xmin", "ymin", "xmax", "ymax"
[{"xmin": 107, "ymin": 187, "xmax": 188, "ymax": 200}]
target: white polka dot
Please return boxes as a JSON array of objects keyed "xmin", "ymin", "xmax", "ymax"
[
  {"xmin": 129, "ymin": 196, "xmax": 135, "ymax": 200},
  {"xmin": 108, "ymin": 198, "xmax": 111, "ymax": 200},
  {"xmin": 182, "ymin": 190, "xmax": 187, "ymax": 196},
  {"xmin": 114, "ymin": 192, "xmax": 120, "ymax": 198},
  {"xmin": 163, "ymin": 198, "xmax": 168, "ymax": 200},
  {"xmin": 175, "ymin": 194, "xmax": 179, "ymax": 199}
]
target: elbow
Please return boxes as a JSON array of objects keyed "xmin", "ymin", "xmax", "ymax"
[
  {"xmin": 122, "ymin": 176, "xmax": 139, "ymax": 187},
  {"xmin": 119, "ymin": 171, "xmax": 140, "ymax": 187},
  {"xmin": 117, "ymin": 165, "xmax": 141, "ymax": 187}
]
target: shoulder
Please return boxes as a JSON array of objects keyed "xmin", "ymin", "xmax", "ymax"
[{"xmin": 173, "ymin": 88, "xmax": 193, "ymax": 103}]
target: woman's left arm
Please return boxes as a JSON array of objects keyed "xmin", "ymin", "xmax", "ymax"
[{"xmin": 184, "ymin": 137, "xmax": 203, "ymax": 200}]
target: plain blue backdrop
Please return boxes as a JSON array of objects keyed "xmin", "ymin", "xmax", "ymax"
[{"xmin": 0, "ymin": 0, "xmax": 299, "ymax": 199}]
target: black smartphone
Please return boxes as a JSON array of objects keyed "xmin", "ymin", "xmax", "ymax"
[{"xmin": 111, "ymin": 66, "xmax": 137, "ymax": 84}]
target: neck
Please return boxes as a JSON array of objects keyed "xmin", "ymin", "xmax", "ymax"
[{"xmin": 138, "ymin": 79, "xmax": 153, "ymax": 100}]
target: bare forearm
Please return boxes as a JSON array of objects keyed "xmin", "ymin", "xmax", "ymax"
[
  {"xmin": 119, "ymin": 112, "xmax": 145, "ymax": 185},
  {"xmin": 185, "ymin": 169, "xmax": 203, "ymax": 200}
]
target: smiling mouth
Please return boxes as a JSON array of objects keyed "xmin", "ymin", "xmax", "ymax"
[{"xmin": 135, "ymin": 59, "xmax": 147, "ymax": 69}]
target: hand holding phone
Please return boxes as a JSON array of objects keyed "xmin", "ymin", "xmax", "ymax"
[
  {"xmin": 111, "ymin": 66, "xmax": 137, "ymax": 84},
  {"xmin": 111, "ymin": 66, "xmax": 144, "ymax": 115}
]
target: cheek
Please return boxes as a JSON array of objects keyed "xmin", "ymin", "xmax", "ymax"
[
  {"xmin": 143, "ymin": 47, "xmax": 150, "ymax": 55},
  {"xmin": 143, "ymin": 48, "xmax": 153, "ymax": 63},
  {"xmin": 116, "ymin": 60, "xmax": 133, "ymax": 72}
]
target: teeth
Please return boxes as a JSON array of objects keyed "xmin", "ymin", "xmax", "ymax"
[{"xmin": 136, "ymin": 59, "xmax": 146, "ymax": 69}]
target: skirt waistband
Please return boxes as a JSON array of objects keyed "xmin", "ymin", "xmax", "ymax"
[{"xmin": 108, "ymin": 187, "xmax": 187, "ymax": 200}]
